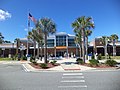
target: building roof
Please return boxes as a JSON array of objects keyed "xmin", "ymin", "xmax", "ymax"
[
  {"xmin": 0, "ymin": 43, "xmax": 16, "ymax": 49},
  {"xmin": 56, "ymin": 32, "xmax": 67, "ymax": 35},
  {"xmin": 47, "ymin": 35, "xmax": 55, "ymax": 39}
]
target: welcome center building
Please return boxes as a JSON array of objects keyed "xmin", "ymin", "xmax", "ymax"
[{"xmin": 0, "ymin": 32, "xmax": 120, "ymax": 58}]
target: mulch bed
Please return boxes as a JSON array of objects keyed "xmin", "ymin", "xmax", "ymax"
[
  {"xmin": 81, "ymin": 63, "xmax": 115, "ymax": 68},
  {"xmin": 29, "ymin": 63, "xmax": 60, "ymax": 69}
]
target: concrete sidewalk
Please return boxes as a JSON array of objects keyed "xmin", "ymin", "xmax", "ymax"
[
  {"xmin": 99, "ymin": 59, "xmax": 120, "ymax": 63},
  {"xmin": 22, "ymin": 62, "xmax": 96, "ymax": 72},
  {"xmin": 0, "ymin": 60, "xmax": 29, "ymax": 64},
  {"xmin": 0, "ymin": 59, "xmax": 97, "ymax": 72}
]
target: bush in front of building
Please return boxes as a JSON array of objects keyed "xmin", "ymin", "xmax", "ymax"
[
  {"xmin": 30, "ymin": 56, "xmax": 35, "ymax": 62},
  {"xmin": 22, "ymin": 56, "xmax": 27, "ymax": 60},
  {"xmin": 105, "ymin": 59, "xmax": 117, "ymax": 67},
  {"xmin": 89, "ymin": 59, "xmax": 99, "ymax": 67},
  {"xmin": 32, "ymin": 61, "xmax": 38, "ymax": 65},
  {"xmin": 29, "ymin": 56, "xmax": 38, "ymax": 65},
  {"xmin": 97, "ymin": 54, "xmax": 102, "ymax": 60},
  {"xmin": 92, "ymin": 55, "xmax": 95, "ymax": 59},
  {"xmin": 50, "ymin": 60, "xmax": 57, "ymax": 65},
  {"xmin": 40, "ymin": 63, "xmax": 48, "ymax": 69},
  {"xmin": 76, "ymin": 58, "xmax": 84, "ymax": 64}
]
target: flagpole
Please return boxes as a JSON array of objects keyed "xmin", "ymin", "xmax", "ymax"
[{"xmin": 27, "ymin": 12, "xmax": 30, "ymax": 57}]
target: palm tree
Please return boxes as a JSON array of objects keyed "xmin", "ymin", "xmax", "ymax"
[
  {"xmin": 14, "ymin": 38, "xmax": 20, "ymax": 55},
  {"xmin": 4, "ymin": 40, "xmax": 11, "ymax": 43},
  {"xmin": 110, "ymin": 34, "xmax": 119, "ymax": 56},
  {"xmin": 28, "ymin": 29, "xmax": 37, "ymax": 58},
  {"xmin": 35, "ymin": 22, "xmax": 44, "ymax": 60},
  {"xmin": 37, "ymin": 18, "xmax": 56, "ymax": 63},
  {"xmin": 72, "ymin": 16, "xmax": 94, "ymax": 63},
  {"xmin": 100, "ymin": 36, "xmax": 109, "ymax": 58},
  {"xmin": 85, "ymin": 30, "xmax": 92, "ymax": 60},
  {"xmin": 74, "ymin": 31, "xmax": 82, "ymax": 58},
  {"xmin": 0, "ymin": 32, "xmax": 4, "ymax": 43}
]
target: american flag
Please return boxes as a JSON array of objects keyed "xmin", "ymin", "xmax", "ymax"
[{"xmin": 28, "ymin": 13, "xmax": 36, "ymax": 23}]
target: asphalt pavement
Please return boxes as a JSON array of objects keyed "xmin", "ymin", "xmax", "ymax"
[{"xmin": 0, "ymin": 63, "xmax": 120, "ymax": 90}]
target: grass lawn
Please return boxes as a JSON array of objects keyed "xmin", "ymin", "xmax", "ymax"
[
  {"xmin": 102, "ymin": 56, "xmax": 120, "ymax": 60},
  {"xmin": 0, "ymin": 58, "xmax": 13, "ymax": 61}
]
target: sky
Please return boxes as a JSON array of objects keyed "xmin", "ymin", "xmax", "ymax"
[{"xmin": 0, "ymin": 0, "xmax": 120, "ymax": 42}]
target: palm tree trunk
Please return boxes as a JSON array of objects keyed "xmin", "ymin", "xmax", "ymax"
[
  {"xmin": 104, "ymin": 46, "xmax": 106, "ymax": 57},
  {"xmin": 40, "ymin": 44, "xmax": 42, "ymax": 61},
  {"xmin": 16, "ymin": 45, "xmax": 18, "ymax": 55},
  {"xmin": 85, "ymin": 37, "xmax": 88, "ymax": 60},
  {"xmin": 113, "ymin": 42, "xmax": 116, "ymax": 56},
  {"xmin": 79, "ymin": 47, "xmax": 81, "ymax": 58},
  {"xmin": 37, "ymin": 43, "xmax": 40, "ymax": 58},
  {"xmin": 33, "ymin": 40, "xmax": 36, "ymax": 58},
  {"xmin": 82, "ymin": 28, "xmax": 85, "ymax": 63},
  {"xmin": 78, "ymin": 44, "xmax": 81, "ymax": 58},
  {"xmin": 44, "ymin": 34, "xmax": 47, "ymax": 63}
]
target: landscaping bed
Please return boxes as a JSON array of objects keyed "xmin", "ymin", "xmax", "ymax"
[
  {"xmin": 76, "ymin": 58, "xmax": 118, "ymax": 69},
  {"xmin": 29, "ymin": 63, "xmax": 60, "ymax": 69},
  {"xmin": 82, "ymin": 63, "xmax": 115, "ymax": 68}
]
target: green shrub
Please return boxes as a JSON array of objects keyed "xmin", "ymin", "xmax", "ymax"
[
  {"xmin": 22, "ymin": 56, "xmax": 27, "ymax": 60},
  {"xmin": 92, "ymin": 55, "xmax": 94, "ymax": 59},
  {"xmin": 50, "ymin": 60, "xmax": 57, "ymax": 65},
  {"xmin": 89, "ymin": 59, "xmax": 99, "ymax": 67},
  {"xmin": 76, "ymin": 58, "xmax": 84, "ymax": 64},
  {"xmin": 97, "ymin": 54, "xmax": 102, "ymax": 60},
  {"xmin": 105, "ymin": 59, "xmax": 117, "ymax": 67},
  {"xmin": 40, "ymin": 63, "xmax": 47, "ymax": 69},
  {"xmin": 30, "ymin": 56, "xmax": 35, "ymax": 62},
  {"xmin": 108, "ymin": 54, "xmax": 111, "ymax": 59},
  {"xmin": 32, "ymin": 61, "xmax": 38, "ymax": 65},
  {"xmin": 101, "ymin": 56, "xmax": 105, "ymax": 59},
  {"xmin": 11, "ymin": 54, "xmax": 18, "ymax": 60}
]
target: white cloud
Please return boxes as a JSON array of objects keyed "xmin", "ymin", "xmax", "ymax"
[
  {"xmin": 0, "ymin": 9, "xmax": 11, "ymax": 21},
  {"xmin": 24, "ymin": 28, "xmax": 28, "ymax": 31},
  {"xmin": 24, "ymin": 27, "xmax": 33, "ymax": 31}
]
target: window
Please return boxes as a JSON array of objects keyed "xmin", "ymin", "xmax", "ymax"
[
  {"xmin": 68, "ymin": 39, "xmax": 76, "ymax": 46},
  {"xmin": 56, "ymin": 35, "xmax": 66, "ymax": 46},
  {"xmin": 47, "ymin": 39, "xmax": 54, "ymax": 47}
]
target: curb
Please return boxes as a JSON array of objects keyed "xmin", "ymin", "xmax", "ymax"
[
  {"xmin": 22, "ymin": 63, "xmax": 120, "ymax": 72},
  {"xmin": 64, "ymin": 69, "xmax": 81, "ymax": 71}
]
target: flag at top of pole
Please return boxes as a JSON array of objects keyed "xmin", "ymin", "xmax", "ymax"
[{"xmin": 28, "ymin": 13, "xmax": 37, "ymax": 24}]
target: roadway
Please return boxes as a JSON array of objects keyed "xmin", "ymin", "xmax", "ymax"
[{"xmin": 0, "ymin": 63, "xmax": 120, "ymax": 90}]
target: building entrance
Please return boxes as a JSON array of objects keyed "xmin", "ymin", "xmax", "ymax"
[{"xmin": 56, "ymin": 50, "xmax": 66, "ymax": 57}]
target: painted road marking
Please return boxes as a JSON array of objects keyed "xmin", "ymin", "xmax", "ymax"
[
  {"xmin": 62, "ymin": 76, "xmax": 84, "ymax": 79},
  {"xmin": 58, "ymin": 85, "xmax": 87, "ymax": 88},
  {"xmin": 61, "ymin": 80, "xmax": 85, "ymax": 83},
  {"xmin": 22, "ymin": 64, "xmax": 30, "ymax": 72},
  {"xmin": 59, "ymin": 72, "xmax": 87, "ymax": 89},
  {"xmin": 63, "ymin": 73, "xmax": 83, "ymax": 76}
]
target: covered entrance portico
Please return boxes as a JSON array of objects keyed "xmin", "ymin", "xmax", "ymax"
[
  {"xmin": 55, "ymin": 46, "xmax": 68, "ymax": 57},
  {"xmin": 56, "ymin": 50, "xmax": 66, "ymax": 57}
]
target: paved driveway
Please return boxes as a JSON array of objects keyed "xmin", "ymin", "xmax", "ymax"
[{"xmin": 0, "ymin": 63, "xmax": 120, "ymax": 90}]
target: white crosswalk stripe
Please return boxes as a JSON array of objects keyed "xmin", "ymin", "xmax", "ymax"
[
  {"xmin": 58, "ymin": 85, "xmax": 87, "ymax": 88},
  {"xmin": 58, "ymin": 72, "xmax": 87, "ymax": 89},
  {"xmin": 62, "ymin": 76, "xmax": 84, "ymax": 79},
  {"xmin": 61, "ymin": 80, "xmax": 85, "ymax": 82},
  {"xmin": 63, "ymin": 73, "xmax": 83, "ymax": 76}
]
